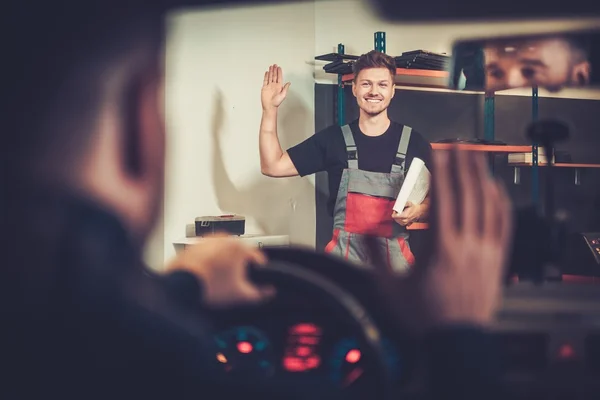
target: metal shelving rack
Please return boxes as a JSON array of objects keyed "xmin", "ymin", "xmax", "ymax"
[
  {"xmin": 320, "ymin": 31, "xmax": 541, "ymax": 205},
  {"xmin": 532, "ymin": 87, "xmax": 540, "ymax": 205}
]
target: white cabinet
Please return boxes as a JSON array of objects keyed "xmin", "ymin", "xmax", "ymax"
[{"xmin": 173, "ymin": 234, "xmax": 290, "ymax": 254}]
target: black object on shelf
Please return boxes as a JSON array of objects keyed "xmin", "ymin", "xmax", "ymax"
[
  {"xmin": 195, "ymin": 215, "xmax": 245, "ymax": 237},
  {"xmin": 315, "ymin": 53, "xmax": 360, "ymax": 62},
  {"xmin": 316, "ymin": 52, "xmax": 360, "ymax": 76},
  {"xmin": 394, "ymin": 50, "xmax": 450, "ymax": 71},
  {"xmin": 323, "ymin": 60, "xmax": 354, "ymax": 75}
]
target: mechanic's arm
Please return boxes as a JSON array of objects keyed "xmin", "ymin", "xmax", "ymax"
[
  {"xmin": 259, "ymin": 109, "xmax": 298, "ymax": 178},
  {"xmin": 259, "ymin": 64, "xmax": 329, "ymax": 179},
  {"xmin": 259, "ymin": 64, "xmax": 298, "ymax": 178},
  {"xmin": 392, "ymin": 195, "xmax": 431, "ymax": 226},
  {"xmin": 418, "ymin": 195, "xmax": 430, "ymax": 220}
]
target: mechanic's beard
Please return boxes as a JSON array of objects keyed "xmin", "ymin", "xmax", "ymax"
[{"xmin": 360, "ymin": 101, "xmax": 389, "ymax": 117}]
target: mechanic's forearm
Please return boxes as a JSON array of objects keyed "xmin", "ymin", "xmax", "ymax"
[
  {"xmin": 259, "ymin": 108, "xmax": 284, "ymax": 175},
  {"xmin": 418, "ymin": 195, "xmax": 430, "ymax": 221},
  {"xmin": 424, "ymin": 325, "xmax": 507, "ymax": 400}
]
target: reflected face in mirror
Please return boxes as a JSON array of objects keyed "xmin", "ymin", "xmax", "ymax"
[
  {"xmin": 352, "ymin": 68, "xmax": 395, "ymax": 116},
  {"xmin": 484, "ymin": 37, "xmax": 591, "ymax": 92}
]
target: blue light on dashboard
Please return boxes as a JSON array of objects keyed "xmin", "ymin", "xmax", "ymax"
[
  {"xmin": 255, "ymin": 341, "xmax": 267, "ymax": 351},
  {"xmin": 214, "ymin": 326, "xmax": 275, "ymax": 377},
  {"xmin": 236, "ymin": 329, "xmax": 248, "ymax": 342}
]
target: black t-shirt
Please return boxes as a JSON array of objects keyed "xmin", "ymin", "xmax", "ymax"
[{"xmin": 287, "ymin": 119, "xmax": 432, "ymax": 215}]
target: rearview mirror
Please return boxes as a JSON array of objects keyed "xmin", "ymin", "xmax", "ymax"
[{"xmin": 449, "ymin": 29, "xmax": 600, "ymax": 92}]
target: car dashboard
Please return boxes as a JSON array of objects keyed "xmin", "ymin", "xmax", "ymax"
[
  {"xmin": 208, "ymin": 295, "xmax": 417, "ymax": 398},
  {"xmin": 207, "ymin": 279, "xmax": 600, "ymax": 399}
]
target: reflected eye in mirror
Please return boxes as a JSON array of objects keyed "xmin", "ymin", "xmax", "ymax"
[
  {"xmin": 521, "ymin": 67, "xmax": 536, "ymax": 80},
  {"xmin": 448, "ymin": 28, "xmax": 600, "ymax": 93}
]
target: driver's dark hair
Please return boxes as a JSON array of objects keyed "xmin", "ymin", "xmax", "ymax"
[
  {"xmin": 2, "ymin": 1, "xmax": 165, "ymax": 188},
  {"xmin": 564, "ymin": 33, "xmax": 591, "ymax": 62},
  {"xmin": 352, "ymin": 50, "xmax": 397, "ymax": 81}
]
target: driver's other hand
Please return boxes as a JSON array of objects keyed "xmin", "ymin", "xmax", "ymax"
[
  {"xmin": 166, "ymin": 233, "xmax": 276, "ymax": 309},
  {"xmin": 369, "ymin": 148, "xmax": 513, "ymax": 333},
  {"xmin": 425, "ymin": 149, "xmax": 513, "ymax": 326}
]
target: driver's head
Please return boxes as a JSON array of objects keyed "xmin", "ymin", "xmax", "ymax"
[
  {"xmin": 4, "ymin": 2, "xmax": 166, "ymax": 244},
  {"xmin": 484, "ymin": 35, "xmax": 591, "ymax": 92}
]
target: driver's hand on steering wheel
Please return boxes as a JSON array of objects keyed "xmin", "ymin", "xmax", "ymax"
[
  {"xmin": 165, "ymin": 233, "xmax": 276, "ymax": 309},
  {"xmin": 369, "ymin": 148, "xmax": 513, "ymax": 333}
]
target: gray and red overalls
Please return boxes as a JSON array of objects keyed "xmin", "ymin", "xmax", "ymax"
[{"xmin": 324, "ymin": 124, "xmax": 416, "ymax": 272}]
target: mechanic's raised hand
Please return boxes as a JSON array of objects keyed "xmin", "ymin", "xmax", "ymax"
[
  {"xmin": 261, "ymin": 64, "xmax": 290, "ymax": 110},
  {"xmin": 370, "ymin": 148, "xmax": 513, "ymax": 333},
  {"xmin": 166, "ymin": 233, "xmax": 275, "ymax": 309},
  {"xmin": 392, "ymin": 201, "xmax": 423, "ymax": 226}
]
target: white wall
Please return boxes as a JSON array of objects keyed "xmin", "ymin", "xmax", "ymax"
[{"xmin": 158, "ymin": 2, "xmax": 317, "ymax": 265}]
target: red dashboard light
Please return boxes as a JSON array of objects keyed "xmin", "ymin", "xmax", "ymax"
[
  {"xmin": 297, "ymin": 346, "xmax": 311, "ymax": 357},
  {"xmin": 283, "ymin": 357, "xmax": 304, "ymax": 372},
  {"xmin": 283, "ymin": 323, "xmax": 323, "ymax": 372},
  {"xmin": 290, "ymin": 323, "xmax": 321, "ymax": 336},
  {"xmin": 297, "ymin": 336, "xmax": 319, "ymax": 345},
  {"xmin": 346, "ymin": 349, "xmax": 361, "ymax": 364},
  {"xmin": 283, "ymin": 355, "xmax": 321, "ymax": 372},
  {"xmin": 305, "ymin": 355, "xmax": 321, "ymax": 369},
  {"xmin": 558, "ymin": 343, "xmax": 575, "ymax": 359},
  {"xmin": 237, "ymin": 341, "xmax": 253, "ymax": 354}
]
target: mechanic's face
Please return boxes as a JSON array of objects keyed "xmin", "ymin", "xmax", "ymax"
[
  {"xmin": 484, "ymin": 38, "xmax": 591, "ymax": 92},
  {"xmin": 352, "ymin": 68, "xmax": 395, "ymax": 116}
]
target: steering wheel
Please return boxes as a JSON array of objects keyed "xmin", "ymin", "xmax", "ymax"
[{"xmin": 248, "ymin": 247, "xmax": 394, "ymax": 400}]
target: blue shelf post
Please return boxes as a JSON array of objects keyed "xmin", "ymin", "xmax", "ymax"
[
  {"xmin": 375, "ymin": 31, "xmax": 386, "ymax": 53},
  {"xmin": 532, "ymin": 86, "xmax": 539, "ymax": 206},
  {"xmin": 337, "ymin": 43, "xmax": 345, "ymax": 127},
  {"xmin": 484, "ymin": 92, "xmax": 495, "ymax": 141},
  {"xmin": 484, "ymin": 91, "xmax": 496, "ymax": 173}
]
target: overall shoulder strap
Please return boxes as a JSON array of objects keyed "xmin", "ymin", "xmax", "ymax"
[
  {"xmin": 341, "ymin": 124, "xmax": 358, "ymax": 169},
  {"xmin": 391, "ymin": 125, "xmax": 412, "ymax": 174}
]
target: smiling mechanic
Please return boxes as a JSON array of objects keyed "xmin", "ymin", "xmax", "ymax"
[{"xmin": 259, "ymin": 51, "xmax": 432, "ymax": 271}]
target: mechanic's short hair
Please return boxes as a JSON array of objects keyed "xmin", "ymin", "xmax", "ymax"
[
  {"xmin": 352, "ymin": 50, "xmax": 397, "ymax": 81},
  {"xmin": 3, "ymin": 1, "xmax": 164, "ymax": 185}
]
